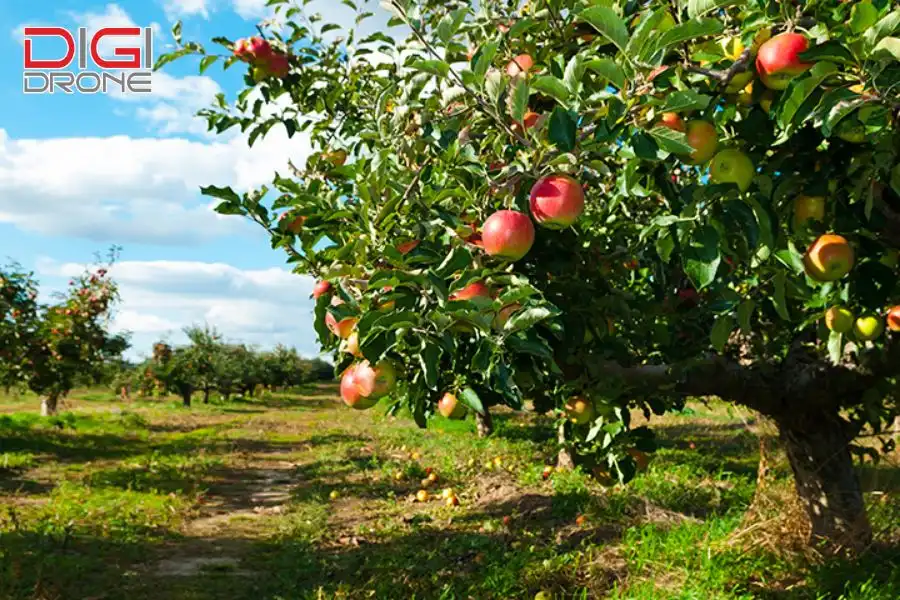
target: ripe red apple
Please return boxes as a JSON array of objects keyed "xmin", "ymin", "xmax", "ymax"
[
  {"xmin": 312, "ymin": 280, "xmax": 332, "ymax": 300},
  {"xmin": 343, "ymin": 331, "xmax": 362, "ymax": 357},
  {"xmin": 683, "ymin": 120, "xmax": 718, "ymax": 164},
  {"xmin": 529, "ymin": 174, "xmax": 585, "ymax": 229},
  {"xmin": 354, "ymin": 360, "xmax": 398, "ymax": 398},
  {"xmin": 756, "ymin": 32, "xmax": 812, "ymax": 90},
  {"xmin": 803, "ymin": 234, "xmax": 855, "ymax": 282},
  {"xmin": 493, "ymin": 303, "xmax": 521, "ymax": 329},
  {"xmin": 825, "ymin": 306, "xmax": 854, "ymax": 334},
  {"xmin": 481, "ymin": 210, "xmax": 535, "ymax": 261},
  {"xmin": 265, "ymin": 52, "xmax": 290, "ymax": 78},
  {"xmin": 397, "ymin": 240, "xmax": 420, "ymax": 255},
  {"xmin": 234, "ymin": 36, "xmax": 272, "ymax": 61},
  {"xmin": 341, "ymin": 365, "xmax": 377, "ymax": 409},
  {"xmin": 853, "ymin": 314, "xmax": 884, "ymax": 342},
  {"xmin": 326, "ymin": 313, "xmax": 357, "ymax": 339},
  {"xmin": 512, "ymin": 110, "xmax": 541, "ymax": 134},
  {"xmin": 506, "ymin": 54, "xmax": 534, "ymax": 77},
  {"xmin": 887, "ymin": 306, "xmax": 900, "ymax": 332},
  {"xmin": 709, "ymin": 149, "xmax": 754, "ymax": 192},
  {"xmin": 449, "ymin": 281, "xmax": 492, "ymax": 301},
  {"xmin": 793, "ymin": 195, "xmax": 826, "ymax": 229},
  {"xmin": 656, "ymin": 112, "xmax": 685, "ymax": 132},
  {"xmin": 564, "ymin": 396, "xmax": 595, "ymax": 425},
  {"xmin": 437, "ymin": 392, "xmax": 467, "ymax": 419}
]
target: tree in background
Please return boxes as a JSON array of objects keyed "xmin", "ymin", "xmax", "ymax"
[
  {"xmin": 164, "ymin": 0, "xmax": 900, "ymax": 549},
  {"xmin": 0, "ymin": 257, "xmax": 129, "ymax": 415}
]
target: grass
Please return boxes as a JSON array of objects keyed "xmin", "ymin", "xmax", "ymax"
[{"xmin": 0, "ymin": 387, "xmax": 897, "ymax": 599}]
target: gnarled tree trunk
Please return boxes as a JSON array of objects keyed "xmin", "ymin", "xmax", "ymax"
[
  {"xmin": 40, "ymin": 393, "xmax": 60, "ymax": 416},
  {"xmin": 475, "ymin": 408, "xmax": 493, "ymax": 438},
  {"xmin": 203, "ymin": 388, "xmax": 211, "ymax": 404},
  {"xmin": 775, "ymin": 412, "xmax": 872, "ymax": 552}
]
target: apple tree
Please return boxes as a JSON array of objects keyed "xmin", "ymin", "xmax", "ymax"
[{"xmin": 161, "ymin": 0, "xmax": 900, "ymax": 549}]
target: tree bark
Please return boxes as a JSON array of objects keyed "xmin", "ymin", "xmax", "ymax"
[
  {"xmin": 475, "ymin": 408, "xmax": 493, "ymax": 438},
  {"xmin": 40, "ymin": 393, "xmax": 59, "ymax": 416},
  {"xmin": 203, "ymin": 388, "xmax": 210, "ymax": 404},
  {"xmin": 180, "ymin": 387, "xmax": 192, "ymax": 408},
  {"xmin": 775, "ymin": 413, "xmax": 872, "ymax": 552},
  {"xmin": 556, "ymin": 422, "xmax": 575, "ymax": 469}
]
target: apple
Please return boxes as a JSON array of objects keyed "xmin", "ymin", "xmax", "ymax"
[
  {"xmin": 656, "ymin": 112, "xmax": 685, "ymax": 132},
  {"xmin": 449, "ymin": 281, "xmax": 492, "ymax": 301},
  {"xmin": 887, "ymin": 306, "xmax": 900, "ymax": 332},
  {"xmin": 326, "ymin": 313, "xmax": 357, "ymax": 339},
  {"xmin": 354, "ymin": 360, "xmax": 398, "ymax": 398},
  {"xmin": 793, "ymin": 195, "xmax": 826, "ymax": 229},
  {"xmin": 512, "ymin": 111, "xmax": 541, "ymax": 133},
  {"xmin": 529, "ymin": 174, "xmax": 585, "ymax": 229},
  {"xmin": 724, "ymin": 70, "xmax": 754, "ymax": 94},
  {"xmin": 416, "ymin": 489, "xmax": 429, "ymax": 502},
  {"xmin": 284, "ymin": 214, "xmax": 305, "ymax": 234},
  {"xmin": 759, "ymin": 90, "xmax": 775, "ymax": 114},
  {"xmin": 494, "ymin": 303, "xmax": 521, "ymax": 329},
  {"xmin": 853, "ymin": 315, "xmax": 884, "ymax": 342},
  {"xmin": 234, "ymin": 36, "xmax": 273, "ymax": 61},
  {"xmin": 803, "ymin": 234, "xmax": 855, "ymax": 282},
  {"xmin": 341, "ymin": 365, "xmax": 377, "ymax": 409},
  {"xmin": 397, "ymin": 240, "xmax": 420, "ymax": 255},
  {"xmin": 506, "ymin": 54, "xmax": 534, "ymax": 77},
  {"xmin": 835, "ymin": 119, "xmax": 866, "ymax": 143},
  {"xmin": 342, "ymin": 331, "xmax": 362, "ymax": 357},
  {"xmin": 534, "ymin": 592, "xmax": 552, "ymax": 600},
  {"xmin": 312, "ymin": 280, "xmax": 331, "ymax": 300},
  {"xmin": 709, "ymin": 149, "xmax": 755, "ymax": 192},
  {"xmin": 265, "ymin": 52, "xmax": 290, "ymax": 78},
  {"xmin": 446, "ymin": 495, "xmax": 459, "ymax": 506},
  {"xmin": 683, "ymin": 120, "xmax": 718, "ymax": 164},
  {"xmin": 323, "ymin": 149, "xmax": 347, "ymax": 167},
  {"xmin": 756, "ymin": 33, "xmax": 812, "ymax": 90},
  {"xmin": 628, "ymin": 449, "xmax": 650, "ymax": 472},
  {"xmin": 438, "ymin": 392, "xmax": 467, "ymax": 419},
  {"xmin": 825, "ymin": 306, "xmax": 854, "ymax": 334},
  {"xmin": 481, "ymin": 210, "xmax": 535, "ymax": 261},
  {"xmin": 564, "ymin": 396, "xmax": 595, "ymax": 425}
]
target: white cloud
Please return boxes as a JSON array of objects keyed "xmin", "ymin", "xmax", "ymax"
[
  {"xmin": 68, "ymin": 4, "xmax": 164, "ymax": 64},
  {"xmin": 232, "ymin": 0, "xmax": 271, "ymax": 20},
  {"xmin": 0, "ymin": 127, "xmax": 312, "ymax": 244},
  {"xmin": 36, "ymin": 258, "xmax": 321, "ymax": 360},
  {"xmin": 163, "ymin": 0, "xmax": 210, "ymax": 20}
]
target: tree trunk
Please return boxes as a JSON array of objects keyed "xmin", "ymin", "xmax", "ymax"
[
  {"xmin": 556, "ymin": 422, "xmax": 575, "ymax": 469},
  {"xmin": 180, "ymin": 387, "xmax": 192, "ymax": 408},
  {"xmin": 203, "ymin": 388, "xmax": 210, "ymax": 404},
  {"xmin": 41, "ymin": 393, "xmax": 59, "ymax": 416},
  {"xmin": 776, "ymin": 413, "xmax": 872, "ymax": 552},
  {"xmin": 475, "ymin": 408, "xmax": 493, "ymax": 438}
]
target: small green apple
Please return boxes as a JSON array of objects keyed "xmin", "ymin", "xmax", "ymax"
[
  {"xmin": 853, "ymin": 315, "xmax": 884, "ymax": 342},
  {"xmin": 710, "ymin": 149, "xmax": 755, "ymax": 192},
  {"xmin": 824, "ymin": 306, "xmax": 854, "ymax": 334}
]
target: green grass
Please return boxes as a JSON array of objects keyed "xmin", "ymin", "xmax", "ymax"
[{"xmin": 0, "ymin": 387, "xmax": 898, "ymax": 599}]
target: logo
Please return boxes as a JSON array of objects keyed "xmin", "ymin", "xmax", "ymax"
[{"xmin": 23, "ymin": 26, "xmax": 154, "ymax": 95}]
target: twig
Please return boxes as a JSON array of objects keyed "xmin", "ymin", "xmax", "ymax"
[
  {"xmin": 382, "ymin": 157, "xmax": 433, "ymax": 224},
  {"xmin": 684, "ymin": 47, "xmax": 753, "ymax": 89}
]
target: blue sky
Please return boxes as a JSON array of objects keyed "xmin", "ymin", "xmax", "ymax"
[{"xmin": 0, "ymin": 0, "xmax": 389, "ymax": 360}]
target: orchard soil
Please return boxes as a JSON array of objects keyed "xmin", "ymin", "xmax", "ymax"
[{"xmin": 0, "ymin": 385, "xmax": 897, "ymax": 599}]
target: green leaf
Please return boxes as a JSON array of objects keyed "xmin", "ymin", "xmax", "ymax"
[
  {"xmin": 472, "ymin": 40, "xmax": 499, "ymax": 80},
  {"xmin": 411, "ymin": 59, "xmax": 450, "ymax": 78},
  {"xmin": 484, "ymin": 69, "xmax": 503, "ymax": 103},
  {"xmin": 504, "ymin": 306, "xmax": 555, "ymax": 334},
  {"xmin": 828, "ymin": 331, "xmax": 843, "ymax": 366},
  {"xmin": 648, "ymin": 126, "xmax": 694, "ymax": 154},
  {"xmin": 851, "ymin": 1, "xmax": 879, "ymax": 35},
  {"xmin": 864, "ymin": 9, "xmax": 900, "ymax": 51},
  {"xmin": 772, "ymin": 270, "xmax": 790, "ymax": 321},
  {"xmin": 584, "ymin": 58, "xmax": 626, "ymax": 89},
  {"xmin": 656, "ymin": 232, "xmax": 675, "ymax": 263},
  {"xmin": 625, "ymin": 8, "xmax": 667, "ymax": 57},
  {"xmin": 459, "ymin": 386, "xmax": 485, "ymax": 415},
  {"xmin": 660, "ymin": 90, "xmax": 712, "ymax": 113},
  {"xmin": 777, "ymin": 62, "xmax": 839, "ymax": 130},
  {"xmin": 507, "ymin": 77, "xmax": 530, "ymax": 123},
  {"xmin": 653, "ymin": 18, "xmax": 724, "ymax": 56},
  {"xmin": 548, "ymin": 107, "xmax": 577, "ymax": 151},
  {"xmin": 172, "ymin": 20, "xmax": 183, "ymax": 44},
  {"xmin": 563, "ymin": 54, "xmax": 585, "ymax": 97},
  {"xmin": 433, "ymin": 246, "xmax": 473, "ymax": 278},
  {"xmin": 682, "ymin": 225, "xmax": 721, "ymax": 290},
  {"xmin": 821, "ymin": 94, "xmax": 866, "ymax": 137},
  {"xmin": 420, "ymin": 341, "xmax": 440, "ymax": 390},
  {"xmin": 507, "ymin": 18, "xmax": 536, "ymax": 39},
  {"xmin": 687, "ymin": 0, "xmax": 738, "ymax": 19},
  {"xmin": 710, "ymin": 314, "xmax": 734, "ymax": 353},
  {"xmin": 873, "ymin": 37, "xmax": 900, "ymax": 62},
  {"xmin": 773, "ymin": 240, "xmax": 806, "ymax": 275},
  {"xmin": 579, "ymin": 6, "xmax": 629, "ymax": 53},
  {"xmin": 531, "ymin": 75, "xmax": 569, "ymax": 104},
  {"xmin": 799, "ymin": 41, "xmax": 855, "ymax": 64},
  {"xmin": 737, "ymin": 299, "xmax": 755, "ymax": 334},
  {"xmin": 199, "ymin": 55, "xmax": 219, "ymax": 74},
  {"xmin": 200, "ymin": 185, "xmax": 241, "ymax": 204}
]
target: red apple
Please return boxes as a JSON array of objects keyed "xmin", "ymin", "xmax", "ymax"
[
  {"xmin": 265, "ymin": 52, "xmax": 290, "ymax": 78},
  {"xmin": 326, "ymin": 313, "xmax": 357, "ymax": 339},
  {"xmin": 493, "ymin": 303, "xmax": 521, "ymax": 329},
  {"xmin": 683, "ymin": 120, "xmax": 718, "ymax": 164},
  {"xmin": 354, "ymin": 360, "xmax": 398, "ymax": 399},
  {"xmin": 803, "ymin": 234, "xmax": 855, "ymax": 282},
  {"xmin": 506, "ymin": 54, "xmax": 534, "ymax": 77},
  {"xmin": 656, "ymin": 112, "xmax": 685, "ymax": 132},
  {"xmin": 397, "ymin": 240, "xmax": 420, "ymax": 255},
  {"xmin": 341, "ymin": 365, "xmax": 377, "ymax": 409},
  {"xmin": 529, "ymin": 174, "xmax": 585, "ymax": 229},
  {"xmin": 449, "ymin": 281, "xmax": 492, "ymax": 301},
  {"xmin": 438, "ymin": 392, "xmax": 467, "ymax": 419},
  {"xmin": 887, "ymin": 306, "xmax": 900, "ymax": 332},
  {"xmin": 756, "ymin": 32, "xmax": 812, "ymax": 90},
  {"xmin": 482, "ymin": 210, "xmax": 535, "ymax": 261},
  {"xmin": 312, "ymin": 280, "xmax": 332, "ymax": 300}
]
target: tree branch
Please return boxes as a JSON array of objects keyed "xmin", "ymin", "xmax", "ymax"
[{"xmin": 684, "ymin": 46, "xmax": 753, "ymax": 90}]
